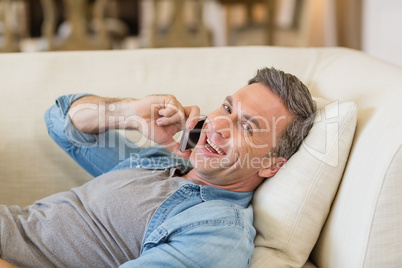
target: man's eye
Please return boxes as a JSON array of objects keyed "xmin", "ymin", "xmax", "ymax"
[
  {"xmin": 223, "ymin": 104, "xmax": 231, "ymax": 113},
  {"xmin": 242, "ymin": 123, "xmax": 253, "ymax": 134}
]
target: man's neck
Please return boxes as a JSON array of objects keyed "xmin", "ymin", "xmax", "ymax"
[{"xmin": 182, "ymin": 169, "xmax": 259, "ymax": 193}]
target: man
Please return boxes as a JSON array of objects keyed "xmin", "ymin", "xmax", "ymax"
[{"xmin": 0, "ymin": 67, "xmax": 316, "ymax": 268}]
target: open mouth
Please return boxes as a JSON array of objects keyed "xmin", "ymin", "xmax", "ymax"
[{"xmin": 205, "ymin": 138, "xmax": 226, "ymax": 155}]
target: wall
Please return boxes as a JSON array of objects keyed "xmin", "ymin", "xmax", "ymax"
[{"xmin": 363, "ymin": 0, "xmax": 402, "ymax": 67}]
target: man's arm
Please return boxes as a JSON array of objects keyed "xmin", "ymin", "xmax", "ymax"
[
  {"xmin": 67, "ymin": 95, "xmax": 200, "ymax": 158},
  {"xmin": 0, "ymin": 258, "xmax": 18, "ymax": 268},
  {"xmin": 67, "ymin": 95, "xmax": 136, "ymax": 134}
]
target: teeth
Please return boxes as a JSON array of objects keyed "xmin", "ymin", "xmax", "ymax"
[
  {"xmin": 205, "ymin": 146, "xmax": 213, "ymax": 154},
  {"xmin": 206, "ymin": 139, "xmax": 225, "ymax": 155}
]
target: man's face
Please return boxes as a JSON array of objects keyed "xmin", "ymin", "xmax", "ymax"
[{"xmin": 187, "ymin": 83, "xmax": 293, "ymax": 191}]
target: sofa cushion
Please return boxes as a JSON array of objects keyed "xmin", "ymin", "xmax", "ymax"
[{"xmin": 251, "ymin": 98, "xmax": 357, "ymax": 267}]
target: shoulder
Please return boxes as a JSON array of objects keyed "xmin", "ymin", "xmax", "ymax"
[
  {"xmin": 194, "ymin": 199, "xmax": 254, "ymax": 225},
  {"xmin": 167, "ymin": 199, "xmax": 255, "ymax": 242}
]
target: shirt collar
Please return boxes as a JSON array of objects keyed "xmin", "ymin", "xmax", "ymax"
[{"xmin": 198, "ymin": 185, "xmax": 253, "ymax": 208}]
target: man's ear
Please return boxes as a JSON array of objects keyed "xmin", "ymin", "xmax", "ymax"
[{"xmin": 258, "ymin": 158, "xmax": 287, "ymax": 178}]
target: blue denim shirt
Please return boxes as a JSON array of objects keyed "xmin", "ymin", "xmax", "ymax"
[{"xmin": 45, "ymin": 94, "xmax": 256, "ymax": 268}]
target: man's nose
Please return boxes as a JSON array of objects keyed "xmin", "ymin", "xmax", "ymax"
[{"xmin": 209, "ymin": 115, "xmax": 235, "ymax": 139}]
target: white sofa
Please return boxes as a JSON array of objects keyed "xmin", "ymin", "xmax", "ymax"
[{"xmin": 0, "ymin": 46, "xmax": 401, "ymax": 267}]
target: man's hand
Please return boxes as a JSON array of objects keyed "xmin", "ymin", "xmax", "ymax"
[
  {"xmin": 68, "ymin": 94, "xmax": 200, "ymax": 159},
  {"xmin": 134, "ymin": 95, "xmax": 200, "ymax": 159}
]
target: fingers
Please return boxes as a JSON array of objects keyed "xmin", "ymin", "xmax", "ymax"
[
  {"xmin": 156, "ymin": 103, "xmax": 200, "ymax": 160},
  {"xmin": 156, "ymin": 109, "xmax": 184, "ymax": 127},
  {"xmin": 156, "ymin": 98, "xmax": 200, "ymax": 130},
  {"xmin": 158, "ymin": 105, "xmax": 181, "ymax": 118},
  {"xmin": 154, "ymin": 96, "xmax": 184, "ymax": 126},
  {"xmin": 183, "ymin": 105, "xmax": 201, "ymax": 130},
  {"xmin": 141, "ymin": 95, "xmax": 201, "ymax": 160}
]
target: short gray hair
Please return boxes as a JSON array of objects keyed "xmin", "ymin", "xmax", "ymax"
[{"xmin": 248, "ymin": 67, "xmax": 317, "ymax": 159}]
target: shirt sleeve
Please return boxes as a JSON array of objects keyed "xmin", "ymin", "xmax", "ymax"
[
  {"xmin": 44, "ymin": 93, "xmax": 134, "ymax": 176},
  {"xmin": 45, "ymin": 93, "xmax": 97, "ymax": 146}
]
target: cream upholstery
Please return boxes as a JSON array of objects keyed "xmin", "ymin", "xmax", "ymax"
[{"xmin": 0, "ymin": 46, "xmax": 401, "ymax": 267}]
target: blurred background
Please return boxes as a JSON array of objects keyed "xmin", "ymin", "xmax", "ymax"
[{"xmin": 0, "ymin": 0, "xmax": 401, "ymax": 66}]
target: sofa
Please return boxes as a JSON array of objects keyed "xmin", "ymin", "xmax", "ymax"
[{"xmin": 0, "ymin": 46, "xmax": 401, "ymax": 267}]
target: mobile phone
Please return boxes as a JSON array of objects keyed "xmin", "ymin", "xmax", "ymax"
[{"xmin": 179, "ymin": 116, "xmax": 207, "ymax": 152}]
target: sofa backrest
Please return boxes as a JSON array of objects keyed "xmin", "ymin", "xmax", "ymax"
[{"xmin": 0, "ymin": 47, "xmax": 401, "ymax": 267}]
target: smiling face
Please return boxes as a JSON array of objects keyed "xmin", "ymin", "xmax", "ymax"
[{"xmin": 184, "ymin": 83, "xmax": 294, "ymax": 192}]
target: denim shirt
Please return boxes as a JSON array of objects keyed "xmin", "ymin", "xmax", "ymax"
[{"xmin": 45, "ymin": 94, "xmax": 256, "ymax": 268}]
